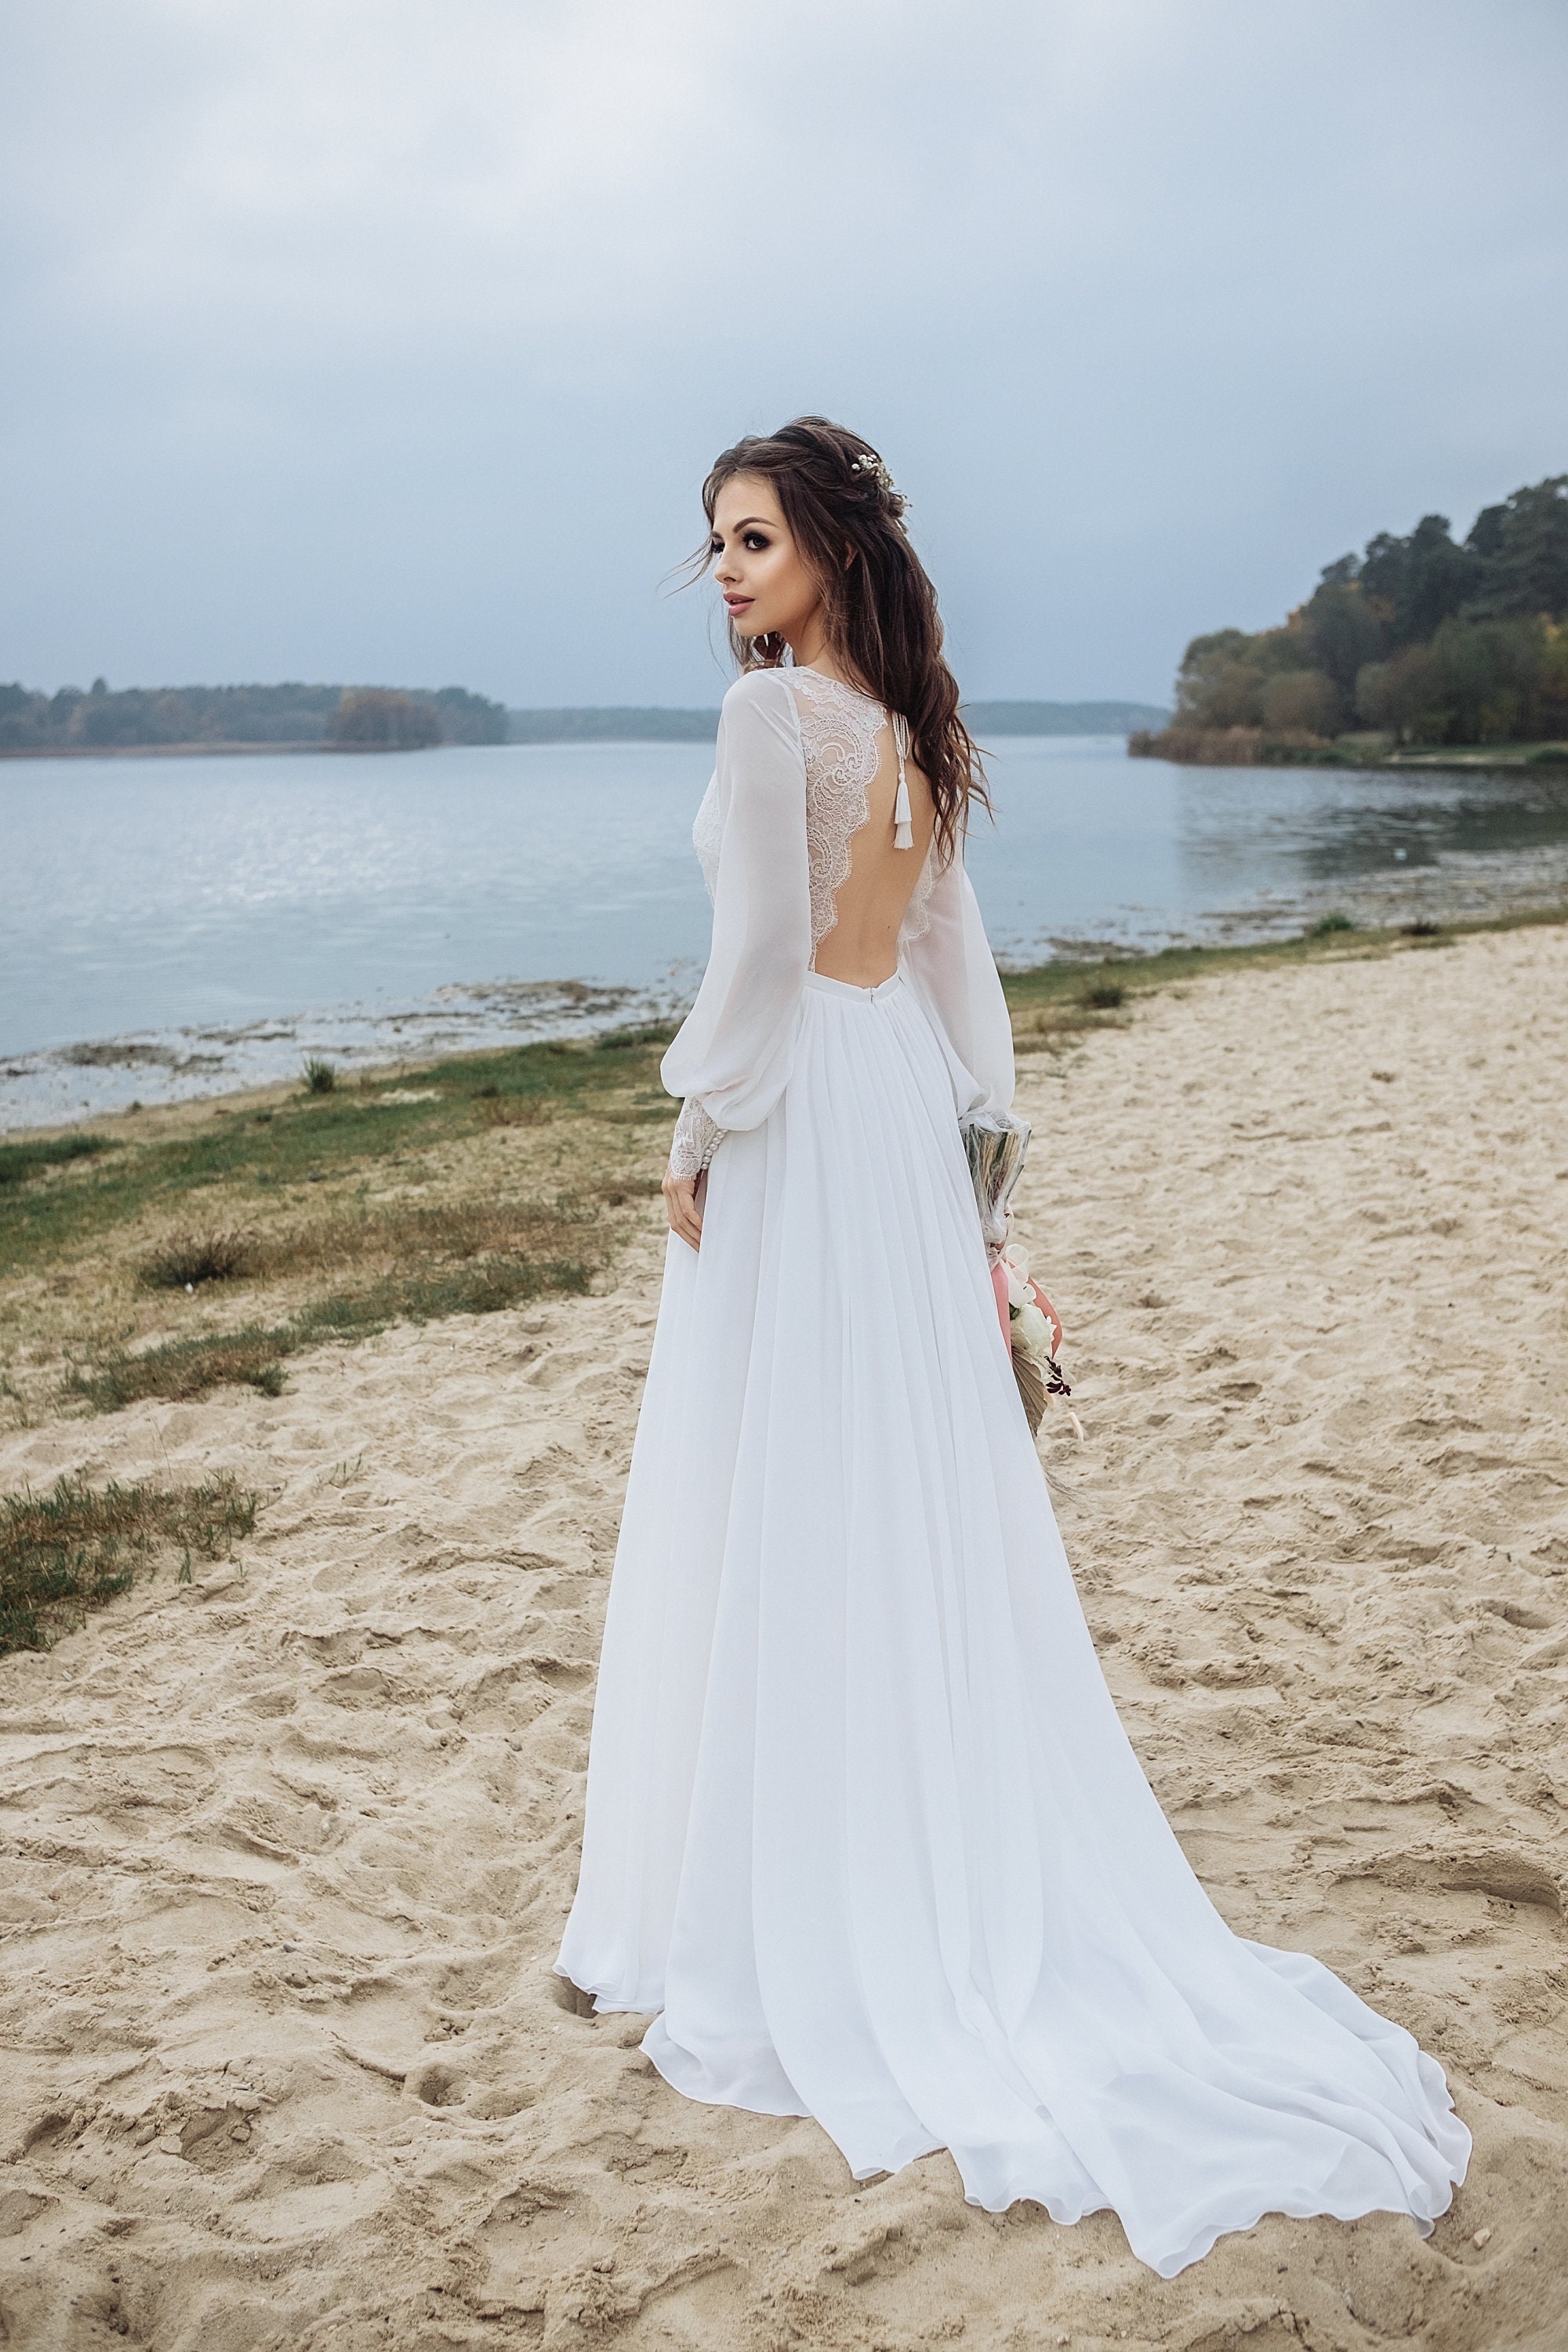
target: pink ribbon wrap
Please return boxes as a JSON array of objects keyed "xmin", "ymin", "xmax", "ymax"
[{"xmin": 991, "ymin": 1258, "xmax": 1012, "ymax": 1350}]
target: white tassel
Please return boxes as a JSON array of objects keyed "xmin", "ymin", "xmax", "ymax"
[{"xmin": 892, "ymin": 714, "xmax": 913, "ymax": 849}]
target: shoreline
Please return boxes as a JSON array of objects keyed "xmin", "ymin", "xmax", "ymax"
[
  {"xmin": 13, "ymin": 738, "xmax": 1568, "ymax": 770},
  {"xmin": 4, "ymin": 902, "xmax": 1565, "ymax": 1156},
  {"xmin": 1131, "ymin": 725, "xmax": 1568, "ymax": 773},
  {"xmin": 21, "ymin": 873, "xmax": 1568, "ymax": 1133}
]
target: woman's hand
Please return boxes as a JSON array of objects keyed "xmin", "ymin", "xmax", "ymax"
[{"xmin": 663, "ymin": 1167, "xmax": 705, "ymax": 1252}]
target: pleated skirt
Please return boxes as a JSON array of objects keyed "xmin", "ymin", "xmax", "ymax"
[{"xmin": 556, "ymin": 968, "xmax": 1469, "ymax": 2278}]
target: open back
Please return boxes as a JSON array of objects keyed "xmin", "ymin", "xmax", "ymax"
[{"xmin": 781, "ymin": 669, "xmax": 938, "ymax": 987}]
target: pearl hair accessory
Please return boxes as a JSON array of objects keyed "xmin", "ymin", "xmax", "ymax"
[{"xmin": 848, "ymin": 452, "xmax": 897, "ymax": 495}]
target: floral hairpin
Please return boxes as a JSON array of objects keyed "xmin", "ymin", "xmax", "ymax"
[{"xmin": 849, "ymin": 452, "xmax": 897, "ymax": 495}]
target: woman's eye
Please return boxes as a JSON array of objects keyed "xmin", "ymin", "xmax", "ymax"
[
  {"xmin": 743, "ymin": 534, "xmax": 768, "ymax": 551},
  {"xmin": 708, "ymin": 537, "xmax": 723, "ymax": 557}
]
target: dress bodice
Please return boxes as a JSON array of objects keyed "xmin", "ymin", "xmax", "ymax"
[
  {"xmin": 665, "ymin": 664, "xmax": 1014, "ymax": 1178},
  {"xmin": 692, "ymin": 669, "xmax": 935, "ymax": 958}
]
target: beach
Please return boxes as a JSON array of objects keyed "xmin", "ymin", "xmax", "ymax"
[{"xmin": 2, "ymin": 920, "xmax": 1566, "ymax": 2350}]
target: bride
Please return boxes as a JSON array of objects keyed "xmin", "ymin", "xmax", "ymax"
[{"xmin": 557, "ymin": 416, "xmax": 1468, "ymax": 2278}]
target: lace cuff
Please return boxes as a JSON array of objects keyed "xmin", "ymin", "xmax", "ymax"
[{"xmin": 669, "ymin": 1098, "xmax": 724, "ymax": 1178}]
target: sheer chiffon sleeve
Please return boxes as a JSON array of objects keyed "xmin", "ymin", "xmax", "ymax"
[
  {"xmin": 662, "ymin": 671, "xmax": 812, "ymax": 1175},
  {"xmin": 901, "ymin": 846, "xmax": 1016, "ymax": 1119}
]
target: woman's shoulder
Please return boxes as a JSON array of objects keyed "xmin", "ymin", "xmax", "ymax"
[
  {"xmin": 718, "ymin": 670, "xmax": 807, "ymax": 768},
  {"xmin": 720, "ymin": 666, "xmax": 798, "ymax": 715}
]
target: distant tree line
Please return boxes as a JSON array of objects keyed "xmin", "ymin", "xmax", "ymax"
[
  {"xmin": 0, "ymin": 679, "xmax": 506, "ymax": 754},
  {"xmin": 502, "ymin": 699, "xmax": 1173, "ymax": 746},
  {"xmin": 1134, "ymin": 475, "xmax": 1568, "ymax": 763},
  {"xmin": 332, "ymin": 690, "xmax": 442, "ymax": 750}
]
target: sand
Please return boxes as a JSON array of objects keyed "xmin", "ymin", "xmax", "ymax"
[{"xmin": 2, "ymin": 922, "xmax": 1566, "ymax": 2352}]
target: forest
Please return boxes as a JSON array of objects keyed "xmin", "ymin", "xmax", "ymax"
[
  {"xmin": 0, "ymin": 680, "xmax": 506, "ymax": 754},
  {"xmin": 1133, "ymin": 474, "xmax": 1568, "ymax": 764}
]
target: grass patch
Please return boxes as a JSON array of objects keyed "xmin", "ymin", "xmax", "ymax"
[
  {"xmin": 71, "ymin": 1248, "xmax": 599, "ymax": 1410},
  {"xmin": 140, "ymin": 1227, "xmax": 261, "ymax": 1289},
  {"xmin": 0, "ymin": 1028, "xmax": 673, "ymax": 1285},
  {"xmin": 0, "ymin": 1018, "xmax": 676, "ymax": 1424},
  {"xmin": 596, "ymin": 1021, "xmax": 681, "ymax": 1051},
  {"xmin": 1, "ymin": 1471, "xmax": 256, "ymax": 1653},
  {"xmin": 1310, "ymin": 913, "xmax": 1356, "ymax": 935},
  {"xmin": 302, "ymin": 1056, "xmax": 337, "ymax": 1094},
  {"xmin": 0, "ymin": 1133, "xmax": 115, "ymax": 1188},
  {"xmin": 1402, "ymin": 917, "xmax": 1444, "ymax": 939},
  {"xmin": 6, "ymin": 907, "xmax": 1566, "ymax": 1425},
  {"xmin": 70, "ymin": 1328, "xmax": 296, "ymax": 1410}
]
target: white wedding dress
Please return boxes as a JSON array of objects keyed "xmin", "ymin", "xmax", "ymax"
[{"xmin": 557, "ymin": 665, "xmax": 1468, "ymax": 2278}]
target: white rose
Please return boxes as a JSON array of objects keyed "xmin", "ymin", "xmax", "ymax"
[{"xmin": 1014, "ymin": 1301, "xmax": 1052, "ymax": 1359}]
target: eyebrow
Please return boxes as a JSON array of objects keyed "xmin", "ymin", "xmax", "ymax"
[{"xmin": 716, "ymin": 517, "xmax": 772, "ymax": 532}]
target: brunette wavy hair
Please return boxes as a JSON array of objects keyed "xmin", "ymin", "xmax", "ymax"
[{"xmin": 695, "ymin": 416, "xmax": 988, "ymax": 866}]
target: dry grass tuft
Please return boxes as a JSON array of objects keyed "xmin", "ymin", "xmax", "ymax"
[
  {"xmin": 71, "ymin": 1195, "xmax": 612, "ymax": 1411},
  {"xmin": 476, "ymin": 1094, "xmax": 557, "ymax": 1129},
  {"xmin": 140, "ymin": 1228, "xmax": 262, "ymax": 1290},
  {"xmin": 71, "ymin": 1330, "xmax": 292, "ymax": 1410},
  {"xmin": 1, "ymin": 1471, "xmax": 256, "ymax": 1653}
]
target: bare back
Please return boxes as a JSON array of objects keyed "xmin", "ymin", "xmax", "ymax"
[
  {"xmin": 812, "ymin": 718, "xmax": 935, "ymax": 983},
  {"xmin": 794, "ymin": 680, "xmax": 938, "ymax": 988}
]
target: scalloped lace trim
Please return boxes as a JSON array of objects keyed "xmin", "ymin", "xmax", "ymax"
[
  {"xmin": 783, "ymin": 670, "xmax": 885, "ymax": 954},
  {"xmin": 694, "ymin": 672, "xmax": 938, "ymax": 946},
  {"xmin": 779, "ymin": 670, "xmax": 938, "ymax": 956},
  {"xmin": 898, "ymin": 834, "xmax": 938, "ymax": 946},
  {"xmin": 670, "ymin": 1096, "xmax": 724, "ymax": 1177}
]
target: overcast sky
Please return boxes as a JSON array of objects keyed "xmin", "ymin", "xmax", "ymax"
[{"xmin": 4, "ymin": 0, "xmax": 1565, "ymax": 709}]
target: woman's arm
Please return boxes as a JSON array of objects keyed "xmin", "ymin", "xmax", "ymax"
[
  {"xmin": 902, "ymin": 847, "xmax": 1015, "ymax": 1117},
  {"xmin": 659, "ymin": 670, "xmax": 812, "ymax": 1247}
]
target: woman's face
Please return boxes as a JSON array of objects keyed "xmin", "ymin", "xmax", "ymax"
[{"xmin": 709, "ymin": 474, "xmax": 823, "ymax": 647}]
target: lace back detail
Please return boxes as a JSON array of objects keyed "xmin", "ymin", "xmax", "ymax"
[
  {"xmin": 784, "ymin": 670, "xmax": 884, "ymax": 954},
  {"xmin": 783, "ymin": 669, "xmax": 939, "ymax": 954}
]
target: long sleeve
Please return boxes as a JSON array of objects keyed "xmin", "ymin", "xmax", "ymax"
[
  {"xmin": 661, "ymin": 670, "xmax": 812, "ymax": 1168},
  {"xmin": 902, "ymin": 846, "xmax": 1015, "ymax": 1118}
]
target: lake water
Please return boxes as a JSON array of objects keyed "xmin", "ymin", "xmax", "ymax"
[{"xmin": 4, "ymin": 737, "xmax": 1567, "ymax": 1130}]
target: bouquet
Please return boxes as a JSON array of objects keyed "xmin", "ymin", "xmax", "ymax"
[
  {"xmin": 962, "ymin": 1111, "xmax": 1079, "ymax": 1441},
  {"xmin": 992, "ymin": 1241, "xmax": 1077, "ymax": 1439},
  {"xmin": 961, "ymin": 1112, "xmax": 1030, "ymax": 1254}
]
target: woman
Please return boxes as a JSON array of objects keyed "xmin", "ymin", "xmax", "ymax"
[{"xmin": 557, "ymin": 417, "xmax": 1468, "ymax": 2278}]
